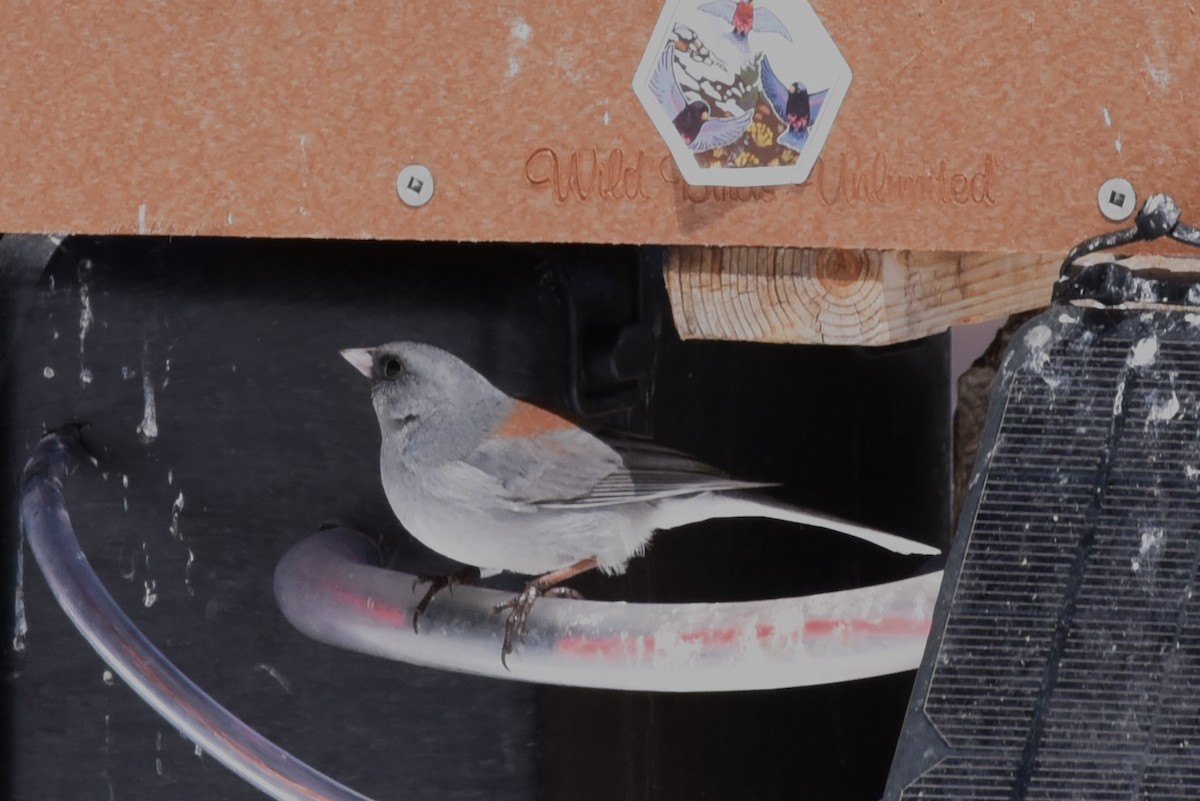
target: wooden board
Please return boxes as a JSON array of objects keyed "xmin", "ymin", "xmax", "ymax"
[
  {"xmin": 665, "ymin": 250, "xmax": 1200, "ymax": 345},
  {"xmin": 665, "ymin": 248, "xmax": 1059, "ymax": 344},
  {"xmin": 0, "ymin": 1, "xmax": 1197, "ymax": 252}
]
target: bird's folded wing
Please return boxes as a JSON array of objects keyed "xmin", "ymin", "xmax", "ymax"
[
  {"xmin": 464, "ymin": 426, "xmax": 624, "ymax": 507},
  {"xmin": 464, "ymin": 426, "xmax": 774, "ymax": 509},
  {"xmin": 536, "ymin": 432, "xmax": 775, "ymax": 509}
]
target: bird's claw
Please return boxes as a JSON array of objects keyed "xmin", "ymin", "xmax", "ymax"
[
  {"xmin": 493, "ymin": 584, "xmax": 584, "ymax": 670},
  {"xmin": 411, "ymin": 567, "xmax": 481, "ymax": 634},
  {"xmin": 411, "ymin": 575, "xmax": 449, "ymax": 634}
]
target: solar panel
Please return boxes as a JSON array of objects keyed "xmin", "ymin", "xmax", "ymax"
[{"xmin": 885, "ymin": 197, "xmax": 1200, "ymax": 800}]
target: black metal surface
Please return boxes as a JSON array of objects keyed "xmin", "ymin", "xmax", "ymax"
[
  {"xmin": 885, "ymin": 292, "xmax": 1200, "ymax": 799},
  {"xmin": 2, "ymin": 236, "xmax": 948, "ymax": 801},
  {"xmin": 1052, "ymin": 257, "xmax": 1200, "ymax": 308}
]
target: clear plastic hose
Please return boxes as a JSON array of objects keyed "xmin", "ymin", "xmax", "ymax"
[
  {"xmin": 20, "ymin": 430, "xmax": 374, "ymax": 801},
  {"xmin": 276, "ymin": 526, "xmax": 941, "ymax": 692}
]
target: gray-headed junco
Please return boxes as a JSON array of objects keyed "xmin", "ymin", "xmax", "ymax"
[{"xmin": 341, "ymin": 341, "xmax": 938, "ymax": 663}]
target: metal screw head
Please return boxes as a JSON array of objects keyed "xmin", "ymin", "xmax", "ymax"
[
  {"xmin": 396, "ymin": 164, "xmax": 435, "ymax": 208},
  {"xmin": 1098, "ymin": 178, "xmax": 1136, "ymax": 222}
]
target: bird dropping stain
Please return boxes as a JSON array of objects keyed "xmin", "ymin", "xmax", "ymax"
[{"xmin": 505, "ymin": 18, "xmax": 532, "ymax": 78}]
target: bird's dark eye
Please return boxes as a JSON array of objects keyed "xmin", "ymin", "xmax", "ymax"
[{"xmin": 380, "ymin": 357, "xmax": 403, "ymax": 380}]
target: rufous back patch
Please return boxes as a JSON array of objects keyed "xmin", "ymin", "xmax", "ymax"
[{"xmin": 494, "ymin": 400, "xmax": 577, "ymax": 439}]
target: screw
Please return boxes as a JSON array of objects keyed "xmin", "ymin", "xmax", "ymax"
[
  {"xmin": 396, "ymin": 165, "xmax": 435, "ymax": 208},
  {"xmin": 1097, "ymin": 178, "xmax": 1136, "ymax": 222}
]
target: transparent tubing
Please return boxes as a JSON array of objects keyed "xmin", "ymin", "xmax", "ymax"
[
  {"xmin": 20, "ymin": 430, "xmax": 374, "ymax": 801},
  {"xmin": 276, "ymin": 527, "xmax": 943, "ymax": 692}
]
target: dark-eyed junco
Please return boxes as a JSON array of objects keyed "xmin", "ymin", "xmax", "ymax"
[{"xmin": 342, "ymin": 341, "xmax": 938, "ymax": 664}]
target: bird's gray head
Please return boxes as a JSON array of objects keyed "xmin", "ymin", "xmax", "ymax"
[{"xmin": 340, "ymin": 341, "xmax": 507, "ymax": 467}]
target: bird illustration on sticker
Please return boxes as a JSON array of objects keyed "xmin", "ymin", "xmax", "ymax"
[
  {"xmin": 759, "ymin": 55, "xmax": 828, "ymax": 153},
  {"xmin": 699, "ymin": 0, "xmax": 792, "ymax": 53},
  {"xmin": 648, "ymin": 46, "xmax": 753, "ymax": 152}
]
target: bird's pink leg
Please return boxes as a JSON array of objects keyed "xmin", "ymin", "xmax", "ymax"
[{"xmin": 494, "ymin": 557, "xmax": 598, "ymax": 668}]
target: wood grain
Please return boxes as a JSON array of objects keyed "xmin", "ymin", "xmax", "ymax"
[
  {"xmin": 664, "ymin": 247, "xmax": 1060, "ymax": 345},
  {"xmin": 666, "ymin": 250, "xmax": 1200, "ymax": 345}
]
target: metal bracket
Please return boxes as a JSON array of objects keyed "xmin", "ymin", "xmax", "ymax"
[
  {"xmin": 548, "ymin": 247, "xmax": 663, "ymax": 428},
  {"xmin": 1054, "ymin": 194, "xmax": 1200, "ymax": 306}
]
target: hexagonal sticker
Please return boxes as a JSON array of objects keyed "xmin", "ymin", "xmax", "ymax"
[{"xmin": 633, "ymin": 0, "xmax": 851, "ymax": 187}]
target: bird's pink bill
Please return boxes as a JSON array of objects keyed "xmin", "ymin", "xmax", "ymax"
[{"xmin": 340, "ymin": 348, "xmax": 374, "ymax": 378}]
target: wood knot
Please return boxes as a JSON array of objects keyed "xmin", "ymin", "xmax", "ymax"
[{"xmin": 815, "ymin": 250, "xmax": 873, "ymax": 296}]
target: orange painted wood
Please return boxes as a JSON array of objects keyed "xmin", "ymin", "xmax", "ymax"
[{"xmin": 0, "ymin": 2, "xmax": 1195, "ymax": 251}]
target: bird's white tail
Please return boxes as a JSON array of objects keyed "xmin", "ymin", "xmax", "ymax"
[{"xmin": 649, "ymin": 491, "xmax": 941, "ymax": 556}]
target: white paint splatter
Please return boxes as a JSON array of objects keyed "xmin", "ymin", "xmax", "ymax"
[
  {"xmin": 1025, "ymin": 324, "xmax": 1051, "ymax": 349},
  {"xmin": 1185, "ymin": 313, "xmax": 1200, "ymax": 326},
  {"xmin": 603, "ymin": 110, "xmax": 611, "ymax": 126},
  {"xmin": 102, "ymin": 669, "xmax": 115, "ymax": 686},
  {"xmin": 194, "ymin": 743, "xmax": 204, "ymax": 759},
  {"xmin": 138, "ymin": 203, "xmax": 148, "ymax": 234},
  {"xmin": 12, "ymin": 527, "xmax": 27, "ymax": 653},
  {"xmin": 143, "ymin": 579, "xmax": 158, "ymax": 608},
  {"xmin": 255, "ymin": 663, "xmax": 292, "ymax": 694},
  {"xmin": 42, "ymin": 367, "xmax": 55, "ymax": 379},
  {"xmin": 185, "ymin": 547, "xmax": 195, "ymax": 594},
  {"xmin": 505, "ymin": 17, "xmax": 532, "ymax": 78},
  {"xmin": 1132, "ymin": 528, "xmax": 1165, "ymax": 574},
  {"xmin": 1113, "ymin": 379, "xmax": 1126, "ymax": 416},
  {"xmin": 1148, "ymin": 391, "xmax": 1180, "ymax": 422},
  {"xmin": 1185, "ymin": 464, "xmax": 1200, "ymax": 480},
  {"xmin": 1058, "ymin": 312, "xmax": 1077, "ymax": 324},
  {"xmin": 102, "ymin": 716, "xmax": 114, "ymax": 801},
  {"xmin": 137, "ymin": 369, "xmax": 159, "ymax": 444},
  {"xmin": 227, "ymin": 211, "xmax": 235, "ymax": 226},
  {"xmin": 79, "ymin": 263, "xmax": 94, "ymax": 347},
  {"xmin": 1102, "ymin": 107, "xmax": 1112, "ymax": 127},
  {"xmin": 1129, "ymin": 336, "xmax": 1158, "ymax": 367},
  {"xmin": 119, "ymin": 546, "xmax": 136, "ymax": 580},
  {"xmin": 122, "ymin": 474, "xmax": 129, "ymax": 489},
  {"xmin": 78, "ymin": 260, "xmax": 95, "ymax": 385},
  {"xmin": 1145, "ymin": 55, "xmax": 1172, "ymax": 89},
  {"xmin": 1115, "ymin": 136, "xmax": 1123, "ymax": 154},
  {"xmin": 1023, "ymin": 324, "xmax": 1059, "ymax": 386},
  {"xmin": 167, "ymin": 469, "xmax": 174, "ymax": 486},
  {"xmin": 169, "ymin": 491, "xmax": 184, "ymax": 541}
]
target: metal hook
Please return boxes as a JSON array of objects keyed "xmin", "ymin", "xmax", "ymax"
[{"xmin": 1059, "ymin": 194, "xmax": 1200, "ymax": 277}]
